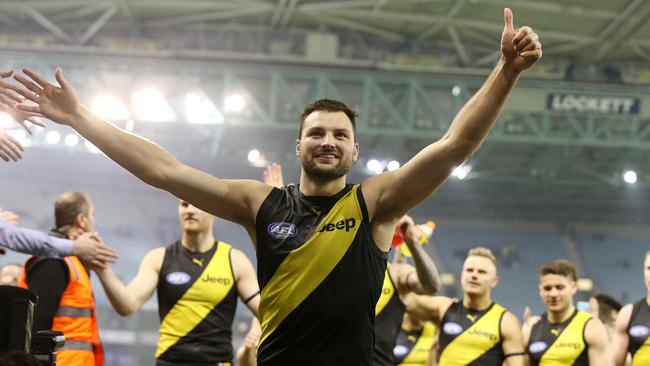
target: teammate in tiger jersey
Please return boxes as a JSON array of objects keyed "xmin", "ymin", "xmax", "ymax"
[
  {"xmin": 406, "ymin": 247, "xmax": 526, "ymax": 366},
  {"xmin": 374, "ymin": 214, "xmax": 440, "ymax": 366},
  {"xmin": 391, "ymin": 311, "xmax": 437, "ymax": 366},
  {"xmin": 89, "ymin": 200, "xmax": 260, "ymax": 365},
  {"xmin": 522, "ymin": 260, "xmax": 609, "ymax": 366},
  {"xmin": 612, "ymin": 251, "xmax": 650, "ymax": 366}
]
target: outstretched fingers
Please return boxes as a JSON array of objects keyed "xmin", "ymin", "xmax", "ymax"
[
  {"xmin": 26, "ymin": 116, "xmax": 45, "ymax": 127},
  {"xmin": 13, "ymin": 74, "xmax": 43, "ymax": 96},
  {"xmin": 54, "ymin": 67, "xmax": 72, "ymax": 90},
  {"xmin": 0, "ymin": 86, "xmax": 24, "ymax": 104},
  {"xmin": 9, "ymin": 79, "xmax": 40, "ymax": 103},
  {"xmin": 0, "ymin": 134, "xmax": 24, "ymax": 161},
  {"xmin": 22, "ymin": 68, "xmax": 51, "ymax": 89},
  {"xmin": 16, "ymin": 104, "xmax": 41, "ymax": 114}
]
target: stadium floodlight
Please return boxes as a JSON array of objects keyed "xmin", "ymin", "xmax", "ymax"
[
  {"xmin": 248, "ymin": 149, "xmax": 261, "ymax": 163},
  {"xmin": 367, "ymin": 159, "xmax": 384, "ymax": 175},
  {"xmin": 84, "ymin": 140, "xmax": 101, "ymax": 154},
  {"xmin": 45, "ymin": 130, "xmax": 61, "ymax": 145},
  {"xmin": 451, "ymin": 85, "xmax": 461, "ymax": 96},
  {"xmin": 224, "ymin": 94, "xmax": 246, "ymax": 113},
  {"xmin": 64, "ymin": 133, "xmax": 79, "ymax": 147},
  {"xmin": 132, "ymin": 88, "xmax": 177, "ymax": 122},
  {"xmin": 91, "ymin": 95, "xmax": 130, "ymax": 121},
  {"xmin": 185, "ymin": 92, "xmax": 224, "ymax": 124},
  {"xmin": 451, "ymin": 164, "xmax": 471, "ymax": 180},
  {"xmin": 387, "ymin": 160, "xmax": 400, "ymax": 171},
  {"xmin": 623, "ymin": 170, "xmax": 637, "ymax": 184}
]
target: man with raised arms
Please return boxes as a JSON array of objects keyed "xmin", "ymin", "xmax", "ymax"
[{"xmin": 6, "ymin": 8, "xmax": 541, "ymax": 365}]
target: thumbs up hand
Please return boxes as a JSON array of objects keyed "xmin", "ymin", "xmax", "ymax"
[{"xmin": 501, "ymin": 8, "xmax": 542, "ymax": 72}]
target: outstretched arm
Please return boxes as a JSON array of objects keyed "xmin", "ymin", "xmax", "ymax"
[
  {"xmin": 0, "ymin": 214, "xmax": 117, "ymax": 266},
  {"xmin": 365, "ymin": 8, "xmax": 542, "ymax": 223},
  {"xmin": 394, "ymin": 216, "xmax": 440, "ymax": 295},
  {"xmin": 92, "ymin": 247, "xmax": 163, "ymax": 316},
  {"xmin": 9, "ymin": 68, "xmax": 271, "ymax": 229}
]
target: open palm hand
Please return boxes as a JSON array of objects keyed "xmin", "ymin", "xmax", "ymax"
[{"xmin": 11, "ymin": 68, "xmax": 82, "ymax": 126}]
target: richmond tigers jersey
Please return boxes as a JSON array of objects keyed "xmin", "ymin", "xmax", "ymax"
[
  {"xmin": 393, "ymin": 322, "xmax": 436, "ymax": 366},
  {"xmin": 156, "ymin": 240, "xmax": 237, "ymax": 366},
  {"xmin": 527, "ymin": 309, "xmax": 591, "ymax": 366},
  {"xmin": 438, "ymin": 300, "xmax": 506, "ymax": 366},
  {"xmin": 628, "ymin": 299, "xmax": 650, "ymax": 366},
  {"xmin": 374, "ymin": 267, "xmax": 407, "ymax": 366},
  {"xmin": 256, "ymin": 184, "xmax": 387, "ymax": 366}
]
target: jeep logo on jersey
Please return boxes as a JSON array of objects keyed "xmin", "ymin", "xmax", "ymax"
[
  {"xmin": 630, "ymin": 325, "xmax": 650, "ymax": 338},
  {"xmin": 202, "ymin": 274, "xmax": 232, "ymax": 285},
  {"xmin": 268, "ymin": 222, "xmax": 298, "ymax": 239},
  {"xmin": 166, "ymin": 272, "xmax": 191, "ymax": 285},
  {"xmin": 319, "ymin": 218, "xmax": 357, "ymax": 232},
  {"xmin": 442, "ymin": 322, "xmax": 463, "ymax": 335},
  {"xmin": 529, "ymin": 341, "xmax": 548, "ymax": 353}
]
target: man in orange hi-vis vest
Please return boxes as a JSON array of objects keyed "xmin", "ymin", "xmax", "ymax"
[{"xmin": 19, "ymin": 191, "xmax": 106, "ymax": 366}]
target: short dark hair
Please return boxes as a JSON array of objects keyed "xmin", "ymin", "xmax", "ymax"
[
  {"xmin": 54, "ymin": 192, "xmax": 90, "ymax": 229},
  {"xmin": 593, "ymin": 293, "xmax": 622, "ymax": 322},
  {"xmin": 299, "ymin": 99, "xmax": 358, "ymax": 139},
  {"xmin": 539, "ymin": 260, "xmax": 577, "ymax": 282}
]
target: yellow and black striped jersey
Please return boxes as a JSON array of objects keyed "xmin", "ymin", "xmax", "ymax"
[
  {"xmin": 438, "ymin": 300, "xmax": 506, "ymax": 366},
  {"xmin": 255, "ymin": 184, "xmax": 387, "ymax": 365},
  {"xmin": 394, "ymin": 322, "xmax": 436, "ymax": 366},
  {"xmin": 156, "ymin": 240, "xmax": 237, "ymax": 365},
  {"xmin": 527, "ymin": 309, "xmax": 591, "ymax": 366}
]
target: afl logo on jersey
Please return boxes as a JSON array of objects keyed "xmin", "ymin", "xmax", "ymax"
[
  {"xmin": 166, "ymin": 272, "xmax": 191, "ymax": 285},
  {"xmin": 393, "ymin": 345, "xmax": 409, "ymax": 357},
  {"xmin": 529, "ymin": 341, "xmax": 548, "ymax": 353},
  {"xmin": 630, "ymin": 325, "xmax": 650, "ymax": 338},
  {"xmin": 443, "ymin": 322, "xmax": 463, "ymax": 335},
  {"xmin": 268, "ymin": 222, "xmax": 298, "ymax": 239}
]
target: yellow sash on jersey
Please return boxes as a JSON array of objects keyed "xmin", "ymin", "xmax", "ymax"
[
  {"xmin": 439, "ymin": 303, "xmax": 505, "ymax": 366},
  {"xmin": 156, "ymin": 242, "xmax": 234, "ymax": 357},
  {"xmin": 375, "ymin": 267, "xmax": 396, "ymax": 316},
  {"xmin": 259, "ymin": 185, "xmax": 363, "ymax": 346},
  {"xmin": 400, "ymin": 322, "xmax": 436, "ymax": 366},
  {"xmin": 538, "ymin": 311, "xmax": 591, "ymax": 366},
  {"xmin": 632, "ymin": 337, "xmax": 650, "ymax": 366}
]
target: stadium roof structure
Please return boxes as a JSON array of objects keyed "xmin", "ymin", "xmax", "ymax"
[
  {"xmin": 0, "ymin": 0, "xmax": 649, "ymax": 66},
  {"xmin": 2, "ymin": 0, "xmax": 650, "ymax": 224}
]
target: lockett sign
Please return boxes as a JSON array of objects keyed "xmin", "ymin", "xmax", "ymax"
[{"xmin": 547, "ymin": 94, "xmax": 640, "ymax": 115}]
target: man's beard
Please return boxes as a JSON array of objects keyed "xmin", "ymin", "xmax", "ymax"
[{"xmin": 301, "ymin": 155, "xmax": 352, "ymax": 183}]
